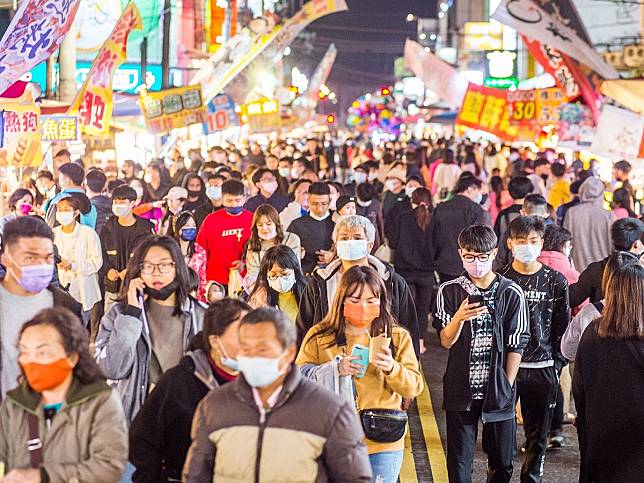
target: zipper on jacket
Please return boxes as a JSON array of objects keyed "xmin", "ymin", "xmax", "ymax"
[{"xmin": 254, "ymin": 412, "xmax": 270, "ymax": 483}]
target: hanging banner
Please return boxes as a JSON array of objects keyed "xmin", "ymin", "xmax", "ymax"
[
  {"xmin": 204, "ymin": 94, "xmax": 238, "ymax": 133},
  {"xmin": 492, "ymin": 0, "xmax": 617, "ymax": 80},
  {"xmin": 591, "ymin": 105, "xmax": 644, "ymax": 160},
  {"xmin": 0, "ymin": 0, "xmax": 81, "ymax": 94},
  {"xmin": 268, "ymin": 0, "xmax": 348, "ymax": 61},
  {"xmin": 41, "ymin": 115, "xmax": 79, "ymax": 142},
  {"xmin": 456, "ymin": 84, "xmax": 517, "ymax": 141},
  {"xmin": 404, "ymin": 39, "xmax": 469, "ymax": 110},
  {"xmin": 557, "ymin": 103, "xmax": 595, "ymax": 150},
  {"xmin": 600, "ymin": 80, "xmax": 644, "ymax": 116},
  {"xmin": 0, "ymin": 85, "xmax": 41, "ymax": 167},
  {"xmin": 68, "ymin": 2, "xmax": 142, "ymax": 137},
  {"xmin": 507, "ymin": 87, "xmax": 567, "ymax": 127},
  {"xmin": 140, "ymin": 85, "xmax": 207, "ymax": 135},
  {"xmin": 522, "ymin": 37, "xmax": 601, "ymax": 121},
  {"xmin": 300, "ymin": 43, "xmax": 337, "ymax": 113}
]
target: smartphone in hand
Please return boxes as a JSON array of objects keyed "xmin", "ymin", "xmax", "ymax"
[
  {"xmin": 469, "ymin": 294, "xmax": 484, "ymax": 307},
  {"xmin": 351, "ymin": 344, "xmax": 370, "ymax": 378}
]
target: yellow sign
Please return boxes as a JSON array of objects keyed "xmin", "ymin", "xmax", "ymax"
[
  {"xmin": 241, "ymin": 98, "xmax": 281, "ymax": 133},
  {"xmin": 464, "ymin": 22, "xmax": 503, "ymax": 51},
  {"xmin": 0, "ymin": 85, "xmax": 42, "ymax": 167},
  {"xmin": 41, "ymin": 116, "xmax": 79, "ymax": 142},
  {"xmin": 68, "ymin": 3, "xmax": 142, "ymax": 137},
  {"xmin": 140, "ymin": 85, "xmax": 207, "ymax": 135}
]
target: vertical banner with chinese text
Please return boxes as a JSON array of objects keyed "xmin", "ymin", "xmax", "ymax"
[
  {"xmin": 0, "ymin": 85, "xmax": 41, "ymax": 167},
  {"xmin": 68, "ymin": 3, "xmax": 142, "ymax": 137},
  {"xmin": 0, "ymin": 0, "xmax": 81, "ymax": 94},
  {"xmin": 456, "ymin": 84, "xmax": 517, "ymax": 141}
]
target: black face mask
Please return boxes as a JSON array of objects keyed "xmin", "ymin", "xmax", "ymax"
[
  {"xmin": 144, "ymin": 280, "xmax": 179, "ymax": 301},
  {"xmin": 188, "ymin": 189, "xmax": 201, "ymax": 199}
]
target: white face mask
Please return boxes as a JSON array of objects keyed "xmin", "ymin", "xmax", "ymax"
[
  {"xmin": 385, "ymin": 179, "xmax": 399, "ymax": 192},
  {"xmin": 513, "ymin": 244, "xmax": 542, "ymax": 264},
  {"xmin": 278, "ymin": 167, "xmax": 290, "ymax": 178},
  {"xmin": 356, "ymin": 198, "xmax": 372, "ymax": 208},
  {"xmin": 261, "ymin": 180, "xmax": 279, "ymax": 196},
  {"xmin": 354, "ymin": 172, "xmax": 367, "ymax": 184},
  {"xmin": 56, "ymin": 211, "xmax": 75, "ymax": 226},
  {"xmin": 405, "ymin": 186, "xmax": 418, "ymax": 198},
  {"xmin": 368, "ymin": 172, "xmax": 378, "ymax": 182},
  {"xmin": 309, "ymin": 212, "xmax": 330, "ymax": 221},
  {"xmin": 112, "ymin": 203, "xmax": 131, "ymax": 217},
  {"xmin": 206, "ymin": 186, "xmax": 222, "ymax": 200},
  {"xmin": 268, "ymin": 273, "xmax": 296, "ymax": 293},
  {"xmin": 143, "ymin": 173, "xmax": 153, "ymax": 184},
  {"xmin": 290, "ymin": 168, "xmax": 300, "ymax": 179},
  {"xmin": 258, "ymin": 227, "xmax": 277, "ymax": 241},
  {"xmin": 336, "ymin": 239, "xmax": 369, "ymax": 261}
]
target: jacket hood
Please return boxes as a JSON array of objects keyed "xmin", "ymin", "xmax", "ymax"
[
  {"xmin": 579, "ymin": 177, "xmax": 605, "ymax": 202},
  {"xmin": 314, "ymin": 255, "xmax": 392, "ymax": 282},
  {"xmin": 186, "ymin": 349, "xmax": 219, "ymax": 391},
  {"xmin": 7, "ymin": 379, "xmax": 111, "ymax": 414},
  {"xmin": 538, "ymin": 250, "xmax": 571, "ymax": 268}
]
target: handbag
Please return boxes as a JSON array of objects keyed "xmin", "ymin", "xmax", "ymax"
[{"xmin": 359, "ymin": 408, "xmax": 408, "ymax": 443}]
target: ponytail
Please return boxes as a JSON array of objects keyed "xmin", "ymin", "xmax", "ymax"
[{"xmin": 411, "ymin": 187, "xmax": 432, "ymax": 231}]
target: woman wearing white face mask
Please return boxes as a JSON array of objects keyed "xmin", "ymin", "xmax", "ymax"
[
  {"xmin": 53, "ymin": 195, "xmax": 103, "ymax": 326},
  {"xmin": 247, "ymin": 245, "xmax": 306, "ymax": 322},
  {"xmin": 244, "ymin": 205, "xmax": 301, "ymax": 287}
]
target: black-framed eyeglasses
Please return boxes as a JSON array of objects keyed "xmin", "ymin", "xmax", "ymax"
[
  {"xmin": 461, "ymin": 252, "xmax": 493, "ymax": 263},
  {"xmin": 140, "ymin": 262, "xmax": 176, "ymax": 275}
]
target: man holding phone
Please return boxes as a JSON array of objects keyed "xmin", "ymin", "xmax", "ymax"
[{"xmin": 434, "ymin": 225, "xmax": 530, "ymax": 483}]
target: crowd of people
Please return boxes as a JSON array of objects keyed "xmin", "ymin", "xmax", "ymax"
[{"xmin": 0, "ymin": 137, "xmax": 641, "ymax": 483}]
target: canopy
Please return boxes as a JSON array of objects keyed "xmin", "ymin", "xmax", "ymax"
[{"xmin": 600, "ymin": 80, "xmax": 644, "ymax": 115}]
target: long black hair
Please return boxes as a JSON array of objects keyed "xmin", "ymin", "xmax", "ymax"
[
  {"xmin": 20, "ymin": 307, "xmax": 105, "ymax": 385},
  {"xmin": 249, "ymin": 245, "xmax": 306, "ymax": 307},
  {"xmin": 188, "ymin": 298, "xmax": 252, "ymax": 352},
  {"xmin": 173, "ymin": 210, "xmax": 198, "ymax": 258},
  {"xmin": 118, "ymin": 235, "xmax": 193, "ymax": 315}
]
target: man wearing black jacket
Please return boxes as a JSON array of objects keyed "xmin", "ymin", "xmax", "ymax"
[
  {"xmin": 570, "ymin": 217, "xmax": 644, "ymax": 307},
  {"xmin": 434, "ymin": 225, "xmax": 529, "ymax": 483},
  {"xmin": 501, "ymin": 217, "xmax": 570, "ymax": 483},
  {"xmin": 0, "ymin": 217, "xmax": 82, "ymax": 399},
  {"xmin": 429, "ymin": 176, "xmax": 491, "ymax": 282},
  {"xmin": 297, "ymin": 215, "xmax": 420, "ymax": 356}
]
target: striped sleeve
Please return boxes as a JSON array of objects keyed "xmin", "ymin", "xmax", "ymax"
[
  {"xmin": 503, "ymin": 283, "xmax": 530, "ymax": 352},
  {"xmin": 432, "ymin": 280, "xmax": 460, "ymax": 332}
]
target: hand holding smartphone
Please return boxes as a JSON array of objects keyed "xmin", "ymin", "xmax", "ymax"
[{"xmin": 350, "ymin": 344, "xmax": 370, "ymax": 378}]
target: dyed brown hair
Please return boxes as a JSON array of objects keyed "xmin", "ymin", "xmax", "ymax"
[{"xmin": 597, "ymin": 263, "xmax": 644, "ymax": 340}]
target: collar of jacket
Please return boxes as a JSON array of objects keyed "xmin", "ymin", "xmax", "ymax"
[
  {"xmin": 314, "ymin": 255, "xmax": 392, "ymax": 282},
  {"xmin": 6, "ymin": 378, "xmax": 111, "ymax": 414},
  {"xmin": 186, "ymin": 349, "xmax": 219, "ymax": 391},
  {"xmin": 233, "ymin": 362, "xmax": 301, "ymax": 411}
]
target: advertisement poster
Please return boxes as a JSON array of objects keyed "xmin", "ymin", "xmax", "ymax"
[
  {"xmin": 456, "ymin": 84, "xmax": 517, "ymax": 141},
  {"xmin": 0, "ymin": 85, "xmax": 41, "ymax": 167},
  {"xmin": 204, "ymin": 94, "xmax": 239, "ymax": 133},
  {"xmin": 591, "ymin": 105, "xmax": 644, "ymax": 160},
  {"xmin": 141, "ymin": 85, "xmax": 207, "ymax": 135},
  {"xmin": 0, "ymin": 0, "xmax": 81, "ymax": 94},
  {"xmin": 404, "ymin": 39, "xmax": 470, "ymax": 110},
  {"xmin": 41, "ymin": 115, "xmax": 79, "ymax": 142},
  {"xmin": 68, "ymin": 3, "xmax": 142, "ymax": 137},
  {"xmin": 507, "ymin": 87, "xmax": 567, "ymax": 126}
]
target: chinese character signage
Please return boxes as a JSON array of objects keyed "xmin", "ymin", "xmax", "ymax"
[
  {"xmin": 456, "ymin": 84, "xmax": 517, "ymax": 141},
  {"xmin": 141, "ymin": 85, "xmax": 207, "ymax": 135},
  {"xmin": 41, "ymin": 115, "xmax": 78, "ymax": 141},
  {"xmin": 68, "ymin": 3, "xmax": 142, "ymax": 137},
  {"xmin": 0, "ymin": 0, "xmax": 81, "ymax": 94},
  {"xmin": 241, "ymin": 98, "xmax": 281, "ymax": 133},
  {"xmin": 204, "ymin": 94, "xmax": 238, "ymax": 134},
  {"xmin": 0, "ymin": 85, "xmax": 41, "ymax": 167},
  {"xmin": 507, "ymin": 87, "xmax": 567, "ymax": 127}
]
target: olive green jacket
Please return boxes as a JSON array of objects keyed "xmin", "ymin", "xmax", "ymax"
[{"xmin": 0, "ymin": 379, "xmax": 128, "ymax": 483}]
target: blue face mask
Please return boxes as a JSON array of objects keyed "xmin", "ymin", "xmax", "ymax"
[
  {"xmin": 336, "ymin": 239, "xmax": 369, "ymax": 261},
  {"xmin": 237, "ymin": 354, "xmax": 285, "ymax": 388},
  {"xmin": 225, "ymin": 206, "xmax": 243, "ymax": 215},
  {"xmin": 217, "ymin": 338, "xmax": 239, "ymax": 372},
  {"xmin": 180, "ymin": 227, "xmax": 197, "ymax": 241}
]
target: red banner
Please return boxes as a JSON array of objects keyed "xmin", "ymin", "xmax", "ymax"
[
  {"xmin": 523, "ymin": 36, "xmax": 601, "ymax": 122},
  {"xmin": 456, "ymin": 84, "xmax": 517, "ymax": 141}
]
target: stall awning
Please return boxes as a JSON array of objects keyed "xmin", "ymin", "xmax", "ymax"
[{"xmin": 600, "ymin": 80, "xmax": 644, "ymax": 116}]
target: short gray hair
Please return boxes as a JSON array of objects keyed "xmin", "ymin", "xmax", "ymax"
[
  {"xmin": 333, "ymin": 215, "xmax": 376, "ymax": 244},
  {"xmin": 239, "ymin": 307, "xmax": 296, "ymax": 349}
]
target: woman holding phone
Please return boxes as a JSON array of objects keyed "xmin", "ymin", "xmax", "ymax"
[
  {"xmin": 95, "ymin": 236, "xmax": 206, "ymax": 424},
  {"xmin": 296, "ymin": 266, "xmax": 423, "ymax": 483}
]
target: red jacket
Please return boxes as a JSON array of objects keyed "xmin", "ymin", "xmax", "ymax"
[{"xmin": 196, "ymin": 209, "xmax": 253, "ymax": 285}]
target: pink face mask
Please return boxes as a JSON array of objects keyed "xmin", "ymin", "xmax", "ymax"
[
  {"xmin": 463, "ymin": 259, "xmax": 493, "ymax": 279},
  {"xmin": 18, "ymin": 203, "xmax": 32, "ymax": 215}
]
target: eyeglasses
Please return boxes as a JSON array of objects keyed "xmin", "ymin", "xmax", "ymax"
[
  {"xmin": 461, "ymin": 252, "xmax": 493, "ymax": 263},
  {"xmin": 140, "ymin": 262, "xmax": 176, "ymax": 275}
]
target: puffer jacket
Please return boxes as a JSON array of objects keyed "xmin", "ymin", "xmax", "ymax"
[
  {"xmin": 95, "ymin": 297, "xmax": 206, "ymax": 424},
  {"xmin": 183, "ymin": 366, "xmax": 372, "ymax": 483},
  {"xmin": 296, "ymin": 256, "xmax": 420, "ymax": 355},
  {"xmin": 0, "ymin": 379, "xmax": 128, "ymax": 483}
]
